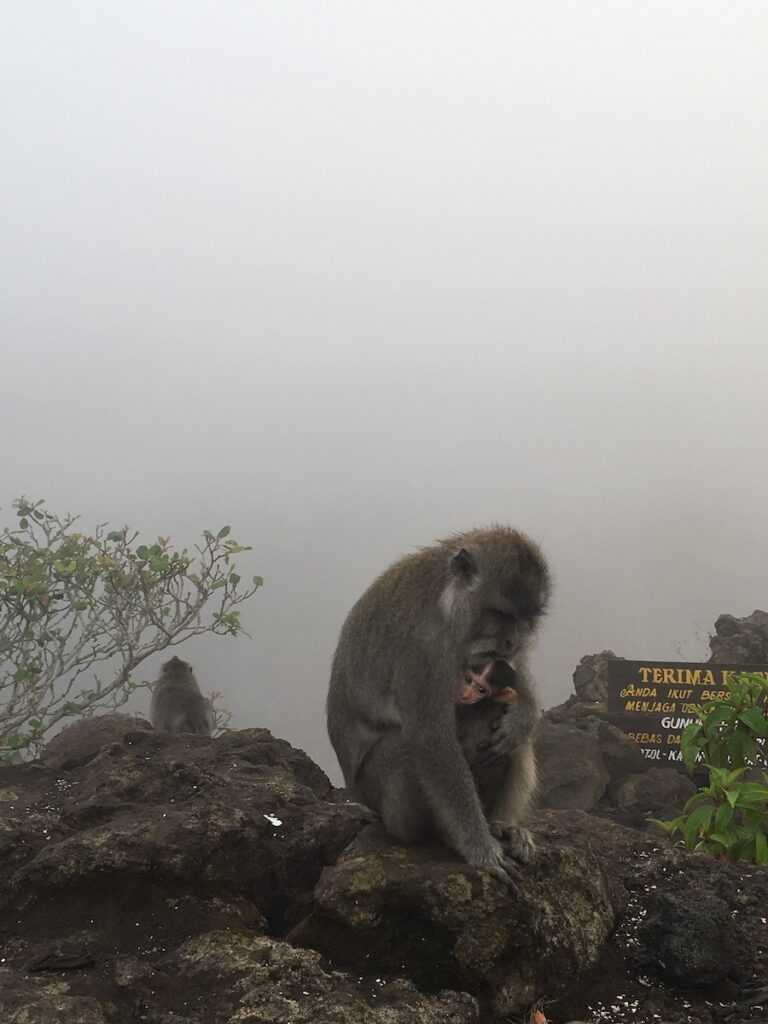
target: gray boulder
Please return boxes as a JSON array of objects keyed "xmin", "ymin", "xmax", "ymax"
[
  {"xmin": 536, "ymin": 720, "xmax": 610, "ymax": 810},
  {"xmin": 610, "ymin": 766, "xmax": 697, "ymax": 826},
  {"xmin": 708, "ymin": 609, "xmax": 768, "ymax": 664}
]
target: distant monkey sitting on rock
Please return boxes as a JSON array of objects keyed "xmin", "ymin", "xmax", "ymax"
[
  {"xmin": 327, "ymin": 526, "xmax": 550, "ymax": 888},
  {"xmin": 150, "ymin": 657, "xmax": 214, "ymax": 736}
]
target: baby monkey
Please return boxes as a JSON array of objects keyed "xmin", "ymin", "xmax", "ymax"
[
  {"xmin": 456, "ymin": 658, "xmax": 523, "ymax": 825},
  {"xmin": 457, "ymin": 658, "xmax": 518, "ymax": 708}
]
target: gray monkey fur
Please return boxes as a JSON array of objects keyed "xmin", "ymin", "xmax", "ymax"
[
  {"xmin": 150, "ymin": 656, "xmax": 214, "ymax": 737},
  {"xmin": 326, "ymin": 526, "xmax": 550, "ymax": 886}
]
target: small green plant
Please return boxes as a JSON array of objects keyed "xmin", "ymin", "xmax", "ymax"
[
  {"xmin": 681, "ymin": 672, "xmax": 768, "ymax": 772},
  {"xmin": 651, "ymin": 672, "xmax": 768, "ymax": 865}
]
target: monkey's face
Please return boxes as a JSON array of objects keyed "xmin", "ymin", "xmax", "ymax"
[
  {"xmin": 467, "ymin": 608, "xmax": 540, "ymax": 661},
  {"xmin": 457, "ymin": 669, "xmax": 494, "ymax": 706},
  {"xmin": 445, "ymin": 529, "xmax": 550, "ymax": 662}
]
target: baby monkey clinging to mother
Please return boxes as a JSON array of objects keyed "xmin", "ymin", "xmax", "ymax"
[
  {"xmin": 327, "ymin": 525, "xmax": 550, "ymax": 889},
  {"xmin": 457, "ymin": 658, "xmax": 519, "ymax": 707}
]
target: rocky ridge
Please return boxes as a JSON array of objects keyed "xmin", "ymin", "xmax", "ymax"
[
  {"xmin": 0, "ymin": 718, "xmax": 765, "ymax": 1023},
  {"xmin": 1, "ymin": 609, "xmax": 767, "ymax": 1022}
]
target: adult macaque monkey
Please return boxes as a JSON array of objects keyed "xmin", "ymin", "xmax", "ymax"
[
  {"xmin": 150, "ymin": 657, "xmax": 214, "ymax": 737},
  {"xmin": 327, "ymin": 527, "xmax": 550, "ymax": 888}
]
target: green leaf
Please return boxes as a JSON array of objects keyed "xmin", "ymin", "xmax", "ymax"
[
  {"xmin": 648, "ymin": 816, "xmax": 683, "ymax": 835},
  {"xmin": 217, "ymin": 526, "xmax": 231, "ymax": 539},
  {"xmin": 732, "ymin": 782, "xmax": 768, "ymax": 807},
  {"xmin": 681, "ymin": 722, "xmax": 704, "ymax": 771},
  {"xmin": 683, "ymin": 791, "xmax": 712, "ymax": 813},
  {"xmin": 253, "ymin": 575, "xmax": 264, "ymax": 587},
  {"xmin": 707, "ymin": 833, "xmax": 733, "ymax": 849},
  {"xmin": 683, "ymin": 804, "xmax": 714, "ymax": 848},
  {"xmin": 229, "ymin": 572, "xmax": 240, "ymax": 585},
  {"xmin": 136, "ymin": 545, "xmax": 149, "ymax": 560},
  {"xmin": 744, "ymin": 808, "xmax": 768, "ymax": 832},
  {"xmin": 703, "ymin": 705, "xmax": 737, "ymax": 732},
  {"xmin": 715, "ymin": 802, "xmax": 734, "ymax": 833},
  {"xmin": 756, "ymin": 832, "xmax": 768, "ymax": 866},
  {"xmin": 731, "ymin": 728, "xmax": 758, "ymax": 767},
  {"xmin": 19, "ymin": 517, "xmax": 28, "ymax": 529},
  {"xmin": 738, "ymin": 673, "xmax": 768, "ymax": 699},
  {"xmin": 211, "ymin": 579, "xmax": 227, "ymax": 591},
  {"xmin": 722, "ymin": 766, "xmax": 749, "ymax": 788},
  {"xmin": 718, "ymin": 824, "xmax": 740, "ymax": 848},
  {"xmin": 739, "ymin": 708, "xmax": 768, "ymax": 738}
]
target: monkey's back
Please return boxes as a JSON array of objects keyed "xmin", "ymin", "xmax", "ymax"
[
  {"xmin": 327, "ymin": 540, "xmax": 464, "ymax": 783},
  {"xmin": 150, "ymin": 680, "xmax": 213, "ymax": 736}
]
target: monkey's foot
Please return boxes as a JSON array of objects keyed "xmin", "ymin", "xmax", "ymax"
[{"xmin": 490, "ymin": 822, "xmax": 535, "ymax": 863}]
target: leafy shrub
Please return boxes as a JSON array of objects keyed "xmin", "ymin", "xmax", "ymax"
[
  {"xmin": 1, "ymin": 497, "xmax": 262, "ymax": 761},
  {"xmin": 652, "ymin": 672, "xmax": 768, "ymax": 864}
]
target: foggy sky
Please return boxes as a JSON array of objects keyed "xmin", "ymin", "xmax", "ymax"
[{"xmin": 2, "ymin": 1, "xmax": 768, "ymax": 778}]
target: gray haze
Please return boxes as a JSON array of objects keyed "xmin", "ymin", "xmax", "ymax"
[{"xmin": 2, "ymin": 2, "xmax": 768, "ymax": 778}]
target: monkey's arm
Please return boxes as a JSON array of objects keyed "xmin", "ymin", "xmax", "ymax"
[
  {"xmin": 487, "ymin": 739, "xmax": 537, "ymax": 861},
  {"xmin": 473, "ymin": 663, "xmax": 540, "ymax": 765},
  {"xmin": 397, "ymin": 662, "xmax": 521, "ymax": 887},
  {"xmin": 456, "ymin": 700, "xmax": 503, "ymax": 760}
]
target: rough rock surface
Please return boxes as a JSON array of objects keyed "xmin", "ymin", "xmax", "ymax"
[
  {"xmin": 290, "ymin": 817, "xmax": 621, "ymax": 1017},
  {"xmin": 708, "ymin": 610, "xmax": 768, "ymax": 664},
  {"xmin": 538, "ymin": 652, "xmax": 695, "ymax": 825},
  {"xmin": 609, "ymin": 767, "xmax": 697, "ymax": 828},
  {"xmin": 41, "ymin": 714, "xmax": 153, "ymax": 770},
  {"xmin": 0, "ymin": 720, "xmax": 766, "ymax": 1024},
  {"xmin": 572, "ymin": 650, "xmax": 621, "ymax": 705},
  {"xmin": 638, "ymin": 889, "xmax": 736, "ymax": 988},
  {"xmin": 584, "ymin": 717, "xmax": 648, "ymax": 782},
  {"xmin": 536, "ymin": 720, "xmax": 610, "ymax": 810}
]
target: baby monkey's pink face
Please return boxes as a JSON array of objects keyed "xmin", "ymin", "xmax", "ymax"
[{"xmin": 457, "ymin": 667, "xmax": 494, "ymax": 706}]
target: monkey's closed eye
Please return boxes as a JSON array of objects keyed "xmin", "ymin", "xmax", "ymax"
[{"xmin": 490, "ymin": 610, "xmax": 517, "ymax": 626}]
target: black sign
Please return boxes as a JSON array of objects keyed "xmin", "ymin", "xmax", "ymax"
[{"xmin": 606, "ymin": 660, "xmax": 768, "ymax": 766}]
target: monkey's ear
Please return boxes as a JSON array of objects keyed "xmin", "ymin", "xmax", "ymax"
[{"xmin": 450, "ymin": 547, "xmax": 477, "ymax": 581}]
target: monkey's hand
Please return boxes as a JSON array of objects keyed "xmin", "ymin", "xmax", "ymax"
[
  {"xmin": 490, "ymin": 822, "xmax": 536, "ymax": 863},
  {"xmin": 474, "ymin": 840, "xmax": 523, "ymax": 890},
  {"xmin": 474, "ymin": 698, "xmax": 540, "ymax": 764}
]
